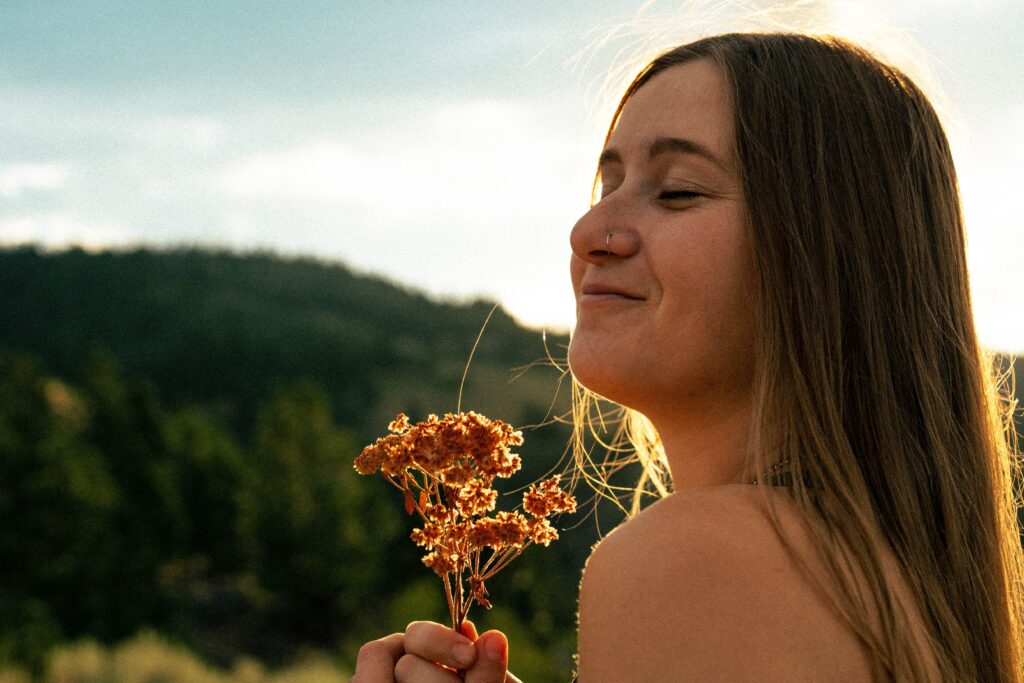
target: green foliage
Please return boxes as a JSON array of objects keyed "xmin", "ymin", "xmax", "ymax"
[
  {"xmin": 382, "ymin": 577, "xmax": 448, "ymax": 633},
  {"xmin": 0, "ymin": 246, "xmax": 563, "ymax": 438},
  {"xmin": 472, "ymin": 606, "xmax": 573, "ymax": 683},
  {"xmin": 237, "ymin": 381, "xmax": 400, "ymax": 649},
  {"xmin": 12, "ymin": 631, "xmax": 351, "ymax": 683},
  {"xmin": 164, "ymin": 408, "xmax": 246, "ymax": 573},
  {"xmin": 0, "ymin": 246, "xmax": 581, "ymax": 680}
]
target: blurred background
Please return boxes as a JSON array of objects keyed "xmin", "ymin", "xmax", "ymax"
[{"xmin": 0, "ymin": 1, "xmax": 1021, "ymax": 681}]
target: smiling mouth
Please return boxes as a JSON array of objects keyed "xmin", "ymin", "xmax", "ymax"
[
  {"xmin": 581, "ymin": 292, "xmax": 641, "ymax": 299},
  {"xmin": 578, "ymin": 289, "xmax": 645, "ymax": 305},
  {"xmin": 579, "ymin": 284, "xmax": 644, "ymax": 301}
]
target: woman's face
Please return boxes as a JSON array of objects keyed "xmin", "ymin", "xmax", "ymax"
[{"xmin": 568, "ymin": 59, "xmax": 757, "ymax": 420}]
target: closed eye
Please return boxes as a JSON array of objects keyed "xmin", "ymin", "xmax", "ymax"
[{"xmin": 658, "ymin": 190, "xmax": 701, "ymax": 200}]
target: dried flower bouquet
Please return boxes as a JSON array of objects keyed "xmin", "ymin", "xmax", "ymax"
[{"xmin": 355, "ymin": 411, "xmax": 576, "ymax": 632}]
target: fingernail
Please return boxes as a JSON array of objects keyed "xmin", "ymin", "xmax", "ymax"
[
  {"xmin": 485, "ymin": 635, "xmax": 506, "ymax": 663},
  {"xmin": 451, "ymin": 642, "xmax": 475, "ymax": 666}
]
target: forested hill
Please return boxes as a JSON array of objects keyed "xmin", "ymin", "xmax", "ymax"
[
  {"xmin": 0, "ymin": 245, "xmax": 587, "ymax": 678},
  {"xmin": 0, "ymin": 246, "xmax": 570, "ymax": 439}
]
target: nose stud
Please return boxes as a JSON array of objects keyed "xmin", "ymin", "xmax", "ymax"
[{"xmin": 605, "ymin": 232, "xmax": 612, "ymax": 251}]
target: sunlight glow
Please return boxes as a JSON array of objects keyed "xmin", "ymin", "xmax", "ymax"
[
  {"xmin": 0, "ymin": 163, "xmax": 69, "ymax": 198},
  {"xmin": 0, "ymin": 211, "xmax": 132, "ymax": 251}
]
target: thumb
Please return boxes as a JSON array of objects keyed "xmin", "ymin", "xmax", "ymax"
[
  {"xmin": 464, "ymin": 630, "xmax": 509, "ymax": 683},
  {"xmin": 459, "ymin": 620, "xmax": 479, "ymax": 641}
]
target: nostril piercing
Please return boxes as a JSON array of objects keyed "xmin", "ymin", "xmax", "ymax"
[{"xmin": 605, "ymin": 232, "xmax": 612, "ymax": 250}]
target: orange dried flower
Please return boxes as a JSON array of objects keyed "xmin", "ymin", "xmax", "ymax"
[
  {"xmin": 354, "ymin": 411, "xmax": 574, "ymax": 631},
  {"xmin": 456, "ymin": 479, "xmax": 498, "ymax": 517},
  {"xmin": 388, "ymin": 413, "xmax": 411, "ymax": 433},
  {"xmin": 445, "ymin": 520, "xmax": 470, "ymax": 544},
  {"xmin": 467, "ymin": 511, "xmax": 531, "ymax": 550},
  {"xmin": 353, "ymin": 444, "xmax": 384, "ymax": 475},
  {"xmin": 526, "ymin": 516, "xmax": 559, "ymax": 546},
  {"xmin": 422, "ymin": 550, "xmax": 459, "ymax": 576},
  {"xmin": 410, "ymin": 523, "xmax": 444, "ymax": 550},
  {"xmin": 523, "ymin": 475, "xmax": 578, "ymax": 517},
  {"xmin": 440, "ymin": 461, "xmax": 474, "ymax": 487},
  {"xmin": 424, "ymin": 503, "xmax": 449, "ymax": 524}
]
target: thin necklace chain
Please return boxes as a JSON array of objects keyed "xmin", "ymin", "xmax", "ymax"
[{"xmin": 750, "ymin": 457, "xmax": 793, "ymax": 486}]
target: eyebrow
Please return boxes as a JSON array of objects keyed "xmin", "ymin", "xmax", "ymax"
[{"xmin": 598, "ymin": 136, "xmax": 728, "ymax": 173}]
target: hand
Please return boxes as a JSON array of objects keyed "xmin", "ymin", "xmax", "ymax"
[{"xmin": 352, "ymin": 620, "xmax": 522, "ymax": 683}]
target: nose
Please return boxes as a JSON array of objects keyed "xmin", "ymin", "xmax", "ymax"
[{"xmin": 569, "ymin": 203, "xmax": 641, "ymax": 265}]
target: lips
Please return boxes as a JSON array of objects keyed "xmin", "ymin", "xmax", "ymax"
[{"xmin": 579, "ymin": 282, "xmax": 645, "ymax": 301}]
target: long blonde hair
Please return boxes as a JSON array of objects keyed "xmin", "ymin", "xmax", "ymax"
[{"xmin": 571, "ymin": 33, "xmax": 1024, "ymax": 682}]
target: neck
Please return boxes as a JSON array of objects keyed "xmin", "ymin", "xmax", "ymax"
[{"xmin": 648, "ymin": 394, "xmax": 755, "ymax": 491}]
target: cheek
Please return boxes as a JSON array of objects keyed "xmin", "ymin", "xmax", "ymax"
[{"xmin": 649, "ymin": 230, "xmax": 757, "ymax": 377}]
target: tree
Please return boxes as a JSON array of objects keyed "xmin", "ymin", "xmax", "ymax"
[
  {"xmin": 237, "ymin": 381, "xmax": 401, "ymax": 655},
  {"xmin": 0, "ymin": 353, "xmax": 116, "ymax": 668}
]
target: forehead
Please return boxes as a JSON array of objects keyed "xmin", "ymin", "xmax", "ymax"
[{"xmin": 607, "ymin": 59, "xmax": 735, "ymax": 170}]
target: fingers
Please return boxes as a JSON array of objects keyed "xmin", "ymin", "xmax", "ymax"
[
  {"xmin": 403, "ymin": 620, "xmax": 478, "ymax": 670},
  {"xmin": 464, "ymin": 630, "xmax": 509, "ymax": 683},
  {"xmin": 393, "ymin": 654, "xmax": 463, "ymax": 683},
  {"xmin": 352, "ymin": 633, "xmax": 403, "ymax": 683},
  {"xmin": 353, "ymin": 622, "xmax": 517, "ymax": 683},
  {"xmin": 460, "ymin": 619, "xmax": 479, "ymax": 640}
]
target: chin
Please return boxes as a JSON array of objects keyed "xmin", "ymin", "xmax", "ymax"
[
  {"xmin": 567, "ymin": 339, "xmax": 638, "ymax": 408},
  {"xmin": 567, "ymin": 337, "xmax": 603, "ymax": 391}
]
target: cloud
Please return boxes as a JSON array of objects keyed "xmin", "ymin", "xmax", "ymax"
[
  {"xmin": 207, "ymin": 98, "xmax": 590, "ymax": 328},
  {"xmin": 217, "ymin": 140, "xmax": 364, "ymax": 203},
  {"xmin": 213, "ymin": 99, "xmax": 587, "ymax": 220},
  {"xmin": 0, "ymin": 163, "xmax": 70, "ymax": 198}
]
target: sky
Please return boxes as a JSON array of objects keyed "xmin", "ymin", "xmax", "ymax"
[{"xmin": 1, "ymin": 0, "xmax": 1022, "ymax": 352}]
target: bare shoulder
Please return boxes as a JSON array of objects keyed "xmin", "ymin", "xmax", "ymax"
[{"xmin": 576, "ymin": 484, "xmax": 874, "ymax": 682}]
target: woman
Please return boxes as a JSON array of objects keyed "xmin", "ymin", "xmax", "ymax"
[{"xmin": 353, "ymin": 32, "xmax": 1024, "ymax": 682}]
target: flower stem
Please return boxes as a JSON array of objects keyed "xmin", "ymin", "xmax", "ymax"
[{"xmin": 443, "ymin": 573, "xmax": 457, "ymax": 630}]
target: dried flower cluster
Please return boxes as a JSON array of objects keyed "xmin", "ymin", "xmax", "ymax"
[{"xmin": 355, "ymin": 411, "xmax": 576, "ymax": 630}]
